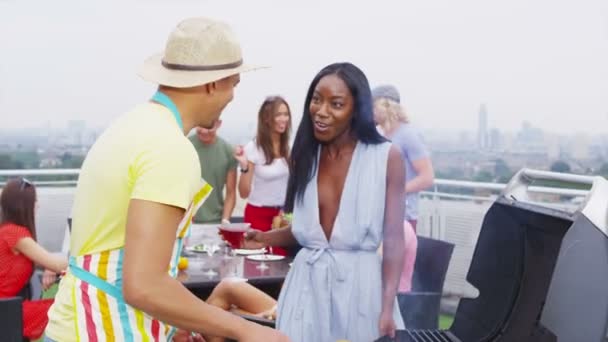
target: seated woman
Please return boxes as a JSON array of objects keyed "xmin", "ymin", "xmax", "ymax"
[{"xmin": 0, "ymin": 178, "xmax": 68, "ymax": 340}]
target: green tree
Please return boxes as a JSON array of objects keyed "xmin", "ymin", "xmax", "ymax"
[
  {"xmin": 13, "ymin": 151, "xmax": 40, "ymax": 169},
  {"xmin": 0, "ymin": 153, "xmax": 24, "ymax": 169},
  {"xmin": 0, "ymin": 154, "xmax": 14, "ymax": 169},
  {"xmin": 550, "ymin": 160, "xmax": 571, "ymax": 173},
  {"xmin": 599, "ymin": 163, "xmax": 608, "ymax": 179},
  {"xmin": 474, "ymin": 170, "xmax": 494, "ymax": 182},
  {"xmin": 494, "ymin": 159, "xmax": 512, "ymax": 183},
  {"xmin": 59, "ymin": 152, "xmax": 85, "ymax": 168},
  {"xmin": 436, "ymin": 167, "xmax": 466, "ymax": 180}
]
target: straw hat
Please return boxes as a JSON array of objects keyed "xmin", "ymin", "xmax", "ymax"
[{"xmin": 138, "ymin": 17, "xmax": 263, "ymax": 88}]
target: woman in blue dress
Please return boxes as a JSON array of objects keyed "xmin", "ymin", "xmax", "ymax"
[{"xmin": 245, "ymin": 62, "xmax": 406, "ymax": 342}]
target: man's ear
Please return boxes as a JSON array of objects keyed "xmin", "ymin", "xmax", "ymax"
[{"xmin": 205, "ymin": 81, "xmax": 218, "ymax": 95}]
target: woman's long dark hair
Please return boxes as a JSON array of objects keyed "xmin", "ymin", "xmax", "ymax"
[
  {"xmin": 0, "ymin": 177, "xmax": 37, "ymax": 240},
  {"xmin": 284, "ymin": 62, "xmax": 386, "ymax": 212},
  {"xmin": 255, "ymin": 96, "xmax": 292, "ymax": 165}
]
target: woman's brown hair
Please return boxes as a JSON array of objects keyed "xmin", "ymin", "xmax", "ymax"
[
  {"xmin": 0, "ymin": 178, "xmax": 37, "ymax": 240},
  {"xmin": 255, "ymin": 96, "xmax": 292, "ymax": 165}
]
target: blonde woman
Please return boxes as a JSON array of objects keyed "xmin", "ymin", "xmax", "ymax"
[{"xmin": 372, "ymin": 85, "xmax": 434, "ymax": 232}]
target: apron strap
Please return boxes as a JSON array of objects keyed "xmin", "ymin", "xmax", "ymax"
[
  {"xmin": 151, "ymin": 91, "xmax": 183, "ymax": 131},
  {"xmin": 69, "ymin": 257, "xmax": 124, "ymax": 301}
]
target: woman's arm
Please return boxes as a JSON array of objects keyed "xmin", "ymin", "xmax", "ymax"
[
  {"xmin": 397, "ymin": 126, "xmax": 434, "ymax": 194},
  {"xmin": 244, "ymin": 226, "xmax": 298, "ymax": 248},
  {"xmin": 405, "ymin": 158, "xmax": 434, "ymax": 193},
  {"xmin": 381, "ymin": 145, "xmax": 406, "ymax": 316},
  {"xmin": 234, "ymin": 144, "xmax": 255, "ymax": 199},
  {"xmin": 237, "ymin": 161, "xmax": 255, "ymax": 199},
  {"xmin": 222, "ymin": 168, "xmax": 238, "ymax": 221},
  {"xmin": 14, "ymin": 238, "xmax": 67, "ymax": 273}
]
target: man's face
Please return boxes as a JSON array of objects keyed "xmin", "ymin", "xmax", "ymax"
[
  {"xmin": 199, "ymin": 74, "xmax": 241, "ymax": 128},
  {"xmin": 196, "ymin": 120, "xmax": 221, "ymax": 144}
]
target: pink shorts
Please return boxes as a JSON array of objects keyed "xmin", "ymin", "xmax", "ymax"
[{"xmin": 399, "ymin": 220, "xmax": 418, "ymax": 292}]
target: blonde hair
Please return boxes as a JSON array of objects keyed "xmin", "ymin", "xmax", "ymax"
[{"xmin": 374, "ymin": 97, "xmax": 409, "ymax": 133}]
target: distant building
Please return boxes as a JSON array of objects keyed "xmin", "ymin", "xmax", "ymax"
[
  {"xmin": 572, "ymin": 133, "xmax": 591, "ymax": 160},
  {"xmin": 515, "ymin": 121, "xmax": 546, "ymax": 154},
  {"xmin": 477, "ymin": 104, "xmax": 489, "ymax": 150},
  {"xmin": 67, "ymin": 120, "xmax": 86, "ymax": 146},
  {"xmin": 488, "ymin": 128, "xmax": 502, "ymax": 151},
  {"xmin": 545, "ymin": 134, "xmax": 561, "ymax": 160}
]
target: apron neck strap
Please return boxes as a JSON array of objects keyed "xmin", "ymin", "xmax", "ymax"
[{"xmin": 151, "ymin": 91, "xmax": 184, "ymax": 131}]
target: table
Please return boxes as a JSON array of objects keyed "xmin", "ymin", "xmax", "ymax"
[
  {"xmin": 179, "ymin": 253, "xmax": 291, "ymax": 299},
  {"xmin": 182, "ymin": 224, "xmax": 291, "ymax": 298}
]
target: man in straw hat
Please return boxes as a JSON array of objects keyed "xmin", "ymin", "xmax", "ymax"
[{"xmin": 45, "ymin": 17, "xmax": 289, "ymax": 342}]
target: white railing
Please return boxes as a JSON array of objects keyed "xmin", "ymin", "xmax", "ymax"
[
  {"xmin": 430, "ymin": 179, "xmax": 589, "ymax": 197},
  {"xmin": 0, "ymin": 169, "xmax": 80, "ymax": 177},
  {"xmin": 0, "ymin": 168, "xmax": 594, "ymax": 298},
  {"xmin": 0, "ymin": 168, "xmax": 80, "ymax": 186},
  {"xmin": 0, "ymin": 168, "xmax": 591, "ymax": 196}
]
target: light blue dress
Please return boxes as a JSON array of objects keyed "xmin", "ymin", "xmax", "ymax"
[{"xmin": 276, "ymin": 141, "xmax": 404, "ymax": 342}]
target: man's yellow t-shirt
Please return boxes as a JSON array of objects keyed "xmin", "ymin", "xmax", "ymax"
[{"xmin": 45, "ymin": 102, "xmax": 201, "ymax": 341}]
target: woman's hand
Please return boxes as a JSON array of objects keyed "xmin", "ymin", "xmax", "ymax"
[
  {"xmin": 379, "ymin": 309, "xmax": 397, "ymax": 339},
  {"xmin": 233, "ymin": 145, "xmax": 248, "ymax": 169},
  {"xmin": 42, "ymin": 269, "xmax": 58, "ymax": 290},
  {"xmin": 242, "ymin": 230, "xmax": 266, "ymax": 250},
  {"xmin": 255, "ymin": 305, "xmax": 277, "ymax": 320}
]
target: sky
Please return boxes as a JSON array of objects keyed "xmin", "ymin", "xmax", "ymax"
[{"xmin": 0, "ymin": 0, "xmax": 607, "ymax": 137}]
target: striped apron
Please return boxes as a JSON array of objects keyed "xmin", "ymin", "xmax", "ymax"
[{"xmin": 67, "ymin": 182, "xmax": 212, "ymax": 341}]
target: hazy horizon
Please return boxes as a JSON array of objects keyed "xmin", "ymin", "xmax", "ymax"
[{"xmin": 1, "ymin": 0, "xmax": 607, "ymax": 135}]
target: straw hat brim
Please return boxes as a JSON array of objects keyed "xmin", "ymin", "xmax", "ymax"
[{"xmin": 138, "ymin": 52, "xmax": 266, "ymax": 88}]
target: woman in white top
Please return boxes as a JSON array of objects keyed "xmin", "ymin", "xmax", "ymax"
[{"xmin": 235, "ymin": 96, "xmax": 291, "ymax": 255}]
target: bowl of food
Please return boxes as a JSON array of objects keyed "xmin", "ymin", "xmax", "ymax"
[
  {"xmin": 272, "ymin": 213, "xmax": 293, "ymax": 230},
  {"xmin": 218, "ymin": 223, "xmax": 251, "ymax": 248}
]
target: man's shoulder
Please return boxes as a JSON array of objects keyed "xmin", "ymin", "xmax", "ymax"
[
  {"xmin": 188, "ymin": 134, "xmax": 203, "ymax": 150},
  {"xmin": 391, "ymin": 123, "xmax": 419, "ymax": 142},
  {"xmin": 398, "ymin": 123, "xmax": 421, "ymax": 136},
  {"xmin": 110, "ymin": 103, "xmax": 183, "ymax": 139},
  {"xmin": 215, "ymin": 136, "xmax": 232, "ymax": 149},
  {"xmin": 189, "ymin": 136, "xmax": 231, "ymax": 153}
]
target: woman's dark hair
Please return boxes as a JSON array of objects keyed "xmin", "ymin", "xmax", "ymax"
[
  {"xmin": 284, "ymin": 62, "xmax": 386, "ymax": 212},
  {"xmin": 255, "ymin": 96, "xmax": 292, "ymax": 165},
  {"xmin": 1, "ymin": 177, "xmax": 37, "ymax": 240}
]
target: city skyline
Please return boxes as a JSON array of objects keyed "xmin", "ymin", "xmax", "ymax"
[
  {"xmin": 0, "ymin": 0, "xmax": 607, "ymax": 134},
  {"xmin": 1, "ymin": 115, "xmax": 607, "ymax": 143}
]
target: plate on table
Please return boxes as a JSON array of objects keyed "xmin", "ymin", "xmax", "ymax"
[
  {"xmin": 233, "ymin": 248, "xmax": 266, "ymax": 256},
  {"xmin": 223, "ymin": 276, "xmax": 248, "ymax": 283},
  {"xmin": 246, "ymin": 254, "xmax": 285, "ymax": 262},
  {"xmin": 185, "ymin": 244, "xmax": 207, "ymax": 253}
]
